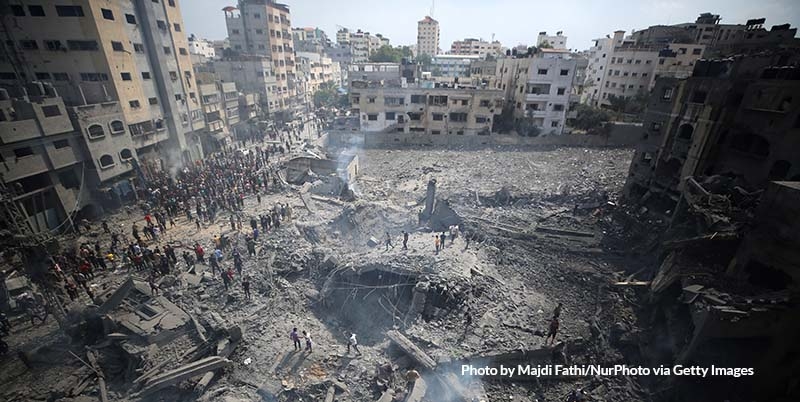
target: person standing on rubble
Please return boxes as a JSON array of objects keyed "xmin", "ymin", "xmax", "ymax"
[
  {"xmin": 194, "ymin": 242, "xmax": 205, "ymax": 264},
  {"xmin": 440, "ymin": 231, "xmax": 447, "ymax": 249},
  {"xmin": 291, "ymin": 328, "xmax": 302, "ymax": 351},
  {"xmin": 222, "ymin": 267, "xmax": 232, "ymax": 291},
  {"xmin": 402, "ymin": 231, "xmax": 409, "ymax": 250},
  {"xmin": 234, "ymin": 251, "xmax": 243, "ymax": 275},
  {"xmin": 545, "ymin": 317, "xmax": 560, "ymax": 345},
  {"xmin": 246, "ymin": 236, "xmax": 256, "ymax": 257},
  {"xmin": 149, "ymin": 275, "xmax": 160, "ymax": 296},
  {"xmin": 385, "ymin": 232, "xmax": 395, "ymax": 251},
  {"xmin": 347, "ymin": 333, "xmax": 361, "ymax": 356},
  {"xmin": 303, "ymin": 330, "xmax": 313, "ymax": 353},
  {"xmin": 434, "ymin": 235, "xmax": 440, "ymax": 254},
  {"xmin": 242, "ymin": 276, "xmax": 251, "ymax": 299}
]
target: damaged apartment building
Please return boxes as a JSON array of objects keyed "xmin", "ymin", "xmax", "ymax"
[
  {"xmin": 333, "ymin": 61, "xmax": 504, "ymax": 146},
  {"xmin": 621, "ymin": 32, "xmax": 800, "ymax": 400},
  {"xmin": 0, "ymin": 0, "xmax": 209, "ymax": 229}
]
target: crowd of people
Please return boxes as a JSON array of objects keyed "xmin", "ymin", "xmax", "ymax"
[{"xmin": 35, "ymin": 128, "xmax": 308, "ymax": 316}]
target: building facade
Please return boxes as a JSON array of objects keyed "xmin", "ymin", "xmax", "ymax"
[
  {"xmin": 203, "ymin": 57, "xmax": 278, "ymax": 111},
  {"xmin": 583, "ymin": 29, "xmax": 705, "ymax": 107},
  {"xmin": 224, "ymin": 0, "xmax": 296, "ymax": 111},
  {"xmin": 495, "ymin": 50, "xmax": 578, "ymax": 135},
  {"xmin": 417, "ymin": 16, "xmax": 440, "ymax": 57},
  {"xmin": 348, "ymin": 62, "xmax": 503, "ymax": 136},
  {"xmin": 624, "ymin": 53, "xmax": 800, "ymax": 207},
  {"xmin": 449, "ymin": 38, "xmax": 502, "ymax": 58},
  {"xmin": 188, "ymin": 34, "xmax": 216, "ymax": 60},
  {"xmin": 431, "ymin": 55, "xmax": 481, "ymax": 78},
  {"xmin": 0, "ymin": 0, "xmax": 206, "ymax": 171},
  {"xmin": 537, "ymin": 31, "xmax": 567, "ymax": 49}
]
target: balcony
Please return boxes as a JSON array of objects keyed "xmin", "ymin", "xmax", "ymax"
[{"xmin": 207, "ymin": 119, "xmax": 224, "ymax": 132}]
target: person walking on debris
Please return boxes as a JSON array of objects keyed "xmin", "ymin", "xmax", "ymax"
[
  {"xmin": 402, "ymin": 231, "xmax": 409, "ymax": 250},
  {"xmin": 304, "ymin": 330, "xmax": 313, "ymax": 353},
  {"xmin": 385, "ymin": 231, "xmax": 395, "ymax": 251},
  {"xmin": 222, "ymin": 267, "xmax": 232, "ymax": 291},
  {"xmin": 291, "ymin": 328, "xmax": 302, "ymax": 351},
  {"xmin": 149, "ymin": 275, "xmax": 160, "ymax": 296},
  {"xmin": 246, "ymin": 236, "xmax": 256, "ymax": 257},
  {"xmin": 434, "ymin": 235, "xmax": 440, "ymax": 254},
  {"xmin": 234, "ymin": 252, "xmax": 243, "ymax": 275},
  {"xmin": 348, "ymin": 333, "xmax": 361, "ymax": 355},
  {"xmin": 210, "ymin": 251, "xmax": 220, "ymax": 276},
  {"xmin": 243, "ymin": 276, "xmax": 251, "ymax": 300},
  {"xmin": 545, "ymin": 317, "xmax": 560, "ymax": 345},
  {"xmin": 440, "ymin": 231, "xmax": 447, "ymax": 248}
]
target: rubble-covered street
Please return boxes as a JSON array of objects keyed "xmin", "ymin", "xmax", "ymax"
[{"xmin": 1, "ymin": 143, "xmax": 672, "ymax": 402}]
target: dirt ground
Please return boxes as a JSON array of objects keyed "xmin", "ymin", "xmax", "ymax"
[{"xmin": 1, "ymin": 145, "xmax": 656, "ymax": 402}]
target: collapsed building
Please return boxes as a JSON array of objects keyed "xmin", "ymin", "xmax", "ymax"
[{"xmin": 620, "ymin": 49, "xmax": 800, "ymax": 401}]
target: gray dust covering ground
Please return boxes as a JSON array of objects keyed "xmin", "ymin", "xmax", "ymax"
[{"xmin": 2, "ymin": 146, "xmax": 656, "ymax": 402}]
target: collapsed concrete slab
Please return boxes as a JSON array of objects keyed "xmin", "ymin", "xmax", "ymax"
[{"xmin": 137, "ymin": 356, "xmax": 232, "ymax": 397}]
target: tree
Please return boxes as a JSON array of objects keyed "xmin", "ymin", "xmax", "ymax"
[
  {"xmin": 515, "ymin": 117, "xmax": 542, "ymax": 137},
  {"xmin": 313, "ymin": 82, "xmax": 345, "ymax": 109},
  {"xmin": 369, "ymin": 45, "xmax": 408, "ymax": 63},
  {"xmin": 416, "ymin": 53, "xmax": 432, "ymax": 67},
  {"xmin": 607, "ymin": 91, "xmax": 648, "ymax": 117},
  {"xmin": 571, "ymin": 104, "xmax": 611, "ymax": 131},
  {"xmin": 538, "ymin": 40, "xmax": 553, "ymax": 49}
]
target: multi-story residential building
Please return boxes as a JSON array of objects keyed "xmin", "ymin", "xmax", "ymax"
[
  {"xmin": 431, "ymin": 55, "xmax": 481, "ymax": 78},
  {"xmin": 332, "ymin": 29, "xmax": 390, "ymax": 63},
  {"xmin": 188, "ymin": 34, "xmax": 216, "ymax": 60},
  {"xmin": 0, "ymin": 0, "xmax": 206, "ymax": 171},
  {"xmin": 581, "ymin": 31, "xmax": 625, "ymax": 105},
  {"xmin": 601, "ymin": 42, "xmax": 705, "ymax": 101},
  {"xmin": 469, "ymin": 60, "xmax": 498, "ymax": 88},
  {"xmin": 201, "ymin": 57, "xmax": 279, "ymax": 112},
  {"xmin": 223, "ymin": 0, "xmax": 296, "ymax": 112},
  {"xmin": 417, "ymin": 16, "xmax": 440, "ymax": 57},
  {"xmin": 449, "ymin": 38, "xmax": 503, "ymax": 58},
  {"xmin": 537, "ymin": 31, "xmax": 567, "ymax": 49},
  {"xmin": 1, "ymin": 89, "xmax": 108, "ymax": 232},
  {"xmin": 495, "ymin": 49, "xmax": 578, "ymax": 135},
  {"xmin": 624, "ymin": 53, "xmax": 800, "ymax": 208},
  {"xmin": 292, "ymin": 27, "xmax": 330, "ymax": 53},
  {"xmin": 196, "ymin": 81, "xmax": 240, "ymax": 151},
  {"xmin": 349, "ymin": 64, "xmax": 503, "ymax": 137},
  {"xmin": 583, "ymin": 30, "xmax": 705, "ymax": 107},
  {"xmin": 296, "ymin": 52, "xmax": 339, "ymax": 109}
]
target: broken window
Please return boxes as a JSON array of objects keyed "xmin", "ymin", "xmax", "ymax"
[
  {"xmin": 429, "ymin": 95, "xmax": 448, "ymax": 106},
  {"xmin": 449, "ymin": 112, "xmax": 467, "ymax": 122}
]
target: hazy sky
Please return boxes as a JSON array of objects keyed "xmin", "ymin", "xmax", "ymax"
[{"xmin": 183, "ymin": 0, "xmax": 800, "ymax": 51}]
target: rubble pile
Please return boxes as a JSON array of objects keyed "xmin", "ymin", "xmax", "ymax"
[{"xmin": 2, "ymin": 145, "xmax": 674, "ymax": 402}]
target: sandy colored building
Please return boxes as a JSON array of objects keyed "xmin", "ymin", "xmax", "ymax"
[
  {"xmin": 224, "ymin": 0, "xmax": 296, "ymax": 112},
  {"xmin": 0, "ymin": 0, "xmax": 206, "ymax": 170},
  {"xmin": 417, "ymin": 16, "xmax": 440, "ymax": 57},
  {"xmin": 495, "ymin": 49, "xmax": 579, "ymax": 135},
  {"xmin": 450, "ymin": 38, "xmax": 503, "ymax": 58}
]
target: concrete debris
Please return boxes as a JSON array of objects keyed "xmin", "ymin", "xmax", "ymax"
[{"xmin": 10, "ymin": 139, "xmax": 790, "ymax": 402}]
